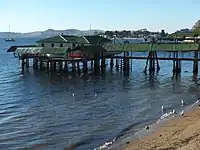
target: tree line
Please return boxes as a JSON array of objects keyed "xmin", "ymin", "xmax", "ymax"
[
  {"xmin": 94, "ymin": 20, "xmax": 200, "ymax": 38},
  {"xmin": 102, "ymin": 29, "xmax": 167, "ymax": 38}
]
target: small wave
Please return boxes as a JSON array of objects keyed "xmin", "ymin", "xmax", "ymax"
[
  {"xmin": 95, "ymin": 99, "xmax": 200, "ymax": 150},
  {"xmin": 114, "ymin": 119, "xmax": 151, "ymax": 141},
  {"xmin": 63, "ymin": 136, "xmax": 95, "ymax": 150},
  {"xmin": 94, "ymin": 119, "xmax": 153, "ymax": 150}
]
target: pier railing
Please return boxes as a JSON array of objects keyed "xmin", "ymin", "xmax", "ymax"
[{"xmin": 102, "ymin": 43, "xmax": 200, "ymax": 52}]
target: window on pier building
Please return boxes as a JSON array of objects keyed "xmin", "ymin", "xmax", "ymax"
[
  {"xmin": 51, "ymin": 43, "xmax": 54, "ymax": 47},
  {"xmin": 60, "ymin": 43, "xmax": 63, "ymax": 47},
  {"xmin": 41, "ymin": 43, "xmax": 44, "ymax": 47}
]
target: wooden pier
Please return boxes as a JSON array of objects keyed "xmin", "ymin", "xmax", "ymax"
[{"xmin": 7, "ymin": 35, "xmax": 200, "ymax": 77}]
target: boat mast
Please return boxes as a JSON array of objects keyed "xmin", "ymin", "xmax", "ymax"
[{"xmin": 8, "ymin": 24, "xmax": 11, "ymax": 38}]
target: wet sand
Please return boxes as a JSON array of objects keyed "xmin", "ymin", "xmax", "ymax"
[{"xmin": 123, "ymin": 106, "xmax": 200, "ymax": 150}]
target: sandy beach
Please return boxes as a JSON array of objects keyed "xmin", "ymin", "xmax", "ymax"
[{"xmin": 123, "ymin": 106, "xmax": 200, "ymax": 150}]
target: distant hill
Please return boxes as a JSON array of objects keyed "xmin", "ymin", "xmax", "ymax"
[{"xmin": 0, "ymin": 29, "xmax": 104, "ymax": 39}]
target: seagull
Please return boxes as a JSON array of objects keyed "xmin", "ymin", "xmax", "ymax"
[
  {"xmin": 72, "ymin": 93, "xmax": 75, "ymax": 97},
  {"xmin": 112, "ymin": 138, "xmax": 116, "ymax": 142},
  {"xmin": 180, "ymin": 110, "xmax": 184, "ymax": 116},
  {"xmin": 181, "ymin": 100, "xmax": 184, "ymax": 106},
  {"xmin": 195, "ymin": 99, "xmax": 200, "ymax": 104},
  {"xmin": 172, "ymin": 109, "xmax": 176, "ymax": 114},
  {"xmin": 145, "ymin": 125, "xmax": 150, "ymax": 130},
  {"xmin": 161, "ymin": 105, "xmax": 164, "ymax": 111}
]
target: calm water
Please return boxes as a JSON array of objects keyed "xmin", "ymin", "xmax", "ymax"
[{"xmin": 0, "ymin": 38, "xmax": 200, "ymax": 150}]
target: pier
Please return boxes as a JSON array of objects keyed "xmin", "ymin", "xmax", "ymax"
[{"xmin": 7, "ymin": 35, "xmax": 200, "ymax": 77}]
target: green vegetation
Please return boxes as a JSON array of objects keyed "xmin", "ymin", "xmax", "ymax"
[
  {"xmin": 168, "ymin": 20, "xmax": 200, "ymax": 38},
  {"xmin": 167, "ymin": 32, "xmax": 194, "ymax": 38},
  {"xmin": 192, "ymin": 20, "xmax": 200, "ymax": 36},
  {"xmin": 104, "ymin": 29, "xmax": 166, "ymax": 38}
]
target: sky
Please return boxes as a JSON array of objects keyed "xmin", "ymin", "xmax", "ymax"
[{"xmin": 0, "ymin": 0, "xmax": 200, "ymax": 33}]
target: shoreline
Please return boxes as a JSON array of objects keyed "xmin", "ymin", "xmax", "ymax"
[
  {"xmin": 122, "ymin": 103, "xmax": 200, "ymax": 150},
  {"xmin": 95, "ymin": 100, "xmax": 200, "ymax": 150}
]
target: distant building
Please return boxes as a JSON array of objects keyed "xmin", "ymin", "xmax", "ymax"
[
  {"xmin": 177, "ymin": 28, "xmax": 192, "ymax": 33},
  {"xmin": 183, "ymin": 36, "xmax": 200, "ymax": 43}
]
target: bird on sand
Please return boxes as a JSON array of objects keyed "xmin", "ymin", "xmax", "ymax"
[
  {"xmin": 172, "ymin": 109, "xmax": 176, "ymax": 114},
  {"xmin": 180, "ymin": 110, "xmax": 184, "ymax": 116},
  {"xmin": 145, "ymin": 125, "xmax": 150, "ymax": 130}
]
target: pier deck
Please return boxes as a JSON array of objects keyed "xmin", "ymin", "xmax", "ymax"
[
  {"xmin": 102, "ymin": 43, "xmax": 200, "ymax": 52},
  {"xmin": 6, "ymin": 36, "xmax": 200, "ymax": 76}
]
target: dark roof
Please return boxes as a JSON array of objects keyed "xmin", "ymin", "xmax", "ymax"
[
  {"xmin": 74, "ymin": 45, "xmax": 107, "ymax": 54},
  {"xmin": 36, "ymin": 35, "xmax": 77, "ymax": 43},
  {"xmin": 84, "ymin": 36, "xmax": 112, "ymax": 45},
  {"xmin": 36, "ymin": 35, "xmax": 112, "ymax": 45},
  {"xmin": 61, "ymin": 35, "xmax": 77, "ymax": 39},
  {"xmin": 7, "ymin": 45, "xmax": 38, "ymax": 52},
  {"xmin": 68, "ymin": 36, "xmax": 87, "ymax": 44}
]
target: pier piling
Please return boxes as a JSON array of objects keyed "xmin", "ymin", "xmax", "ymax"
[
  {"xmin": 91, "ymin": 60, "xmax": 93, "ymax": 69},
  {"xmin": 149, "ymin": 51, "xmax": 155, "ymax": 72},
  {"xmin": 83, "ymin": 60, "xmax": 88, "ymax": 73},
  {"xmin": 144, "ymin": 51, "xmax": 160, "ymax": 73},
  {"xmin": 33, "ymin": 58, "xmax": 38, "ymax": 69},
  {"xmin": 116, "ymin": 59, "xmax": 119, "ymax": 69},
  {"xmin": 64, "ymin": 61, "xmax": 68, "ymax": 72},
  {"xmin": 59, "ymin": 61, "xmax": 63, "ymax": 72},
  {"xmin": 193, "ymin": 51, "xmax": 198, "ymax": 74},
  {"xmin": 39, "ymin": 60, "xmax": 43, "ymax": 69},
  {"xmin": 110, "ymin": 57, "xmax": 114, "ymax": 69},
  {"xmin": 25, "ymin": 58, "xmax": 29, "ymax": 68},
  {"xmin": 21, "ymin": 57, "xmax": 25, "ymax": 72},
  {"xmin": 101, "ymin": 52, "xmax": 106, "ymax": 72},
  {"xmin": 51, "ymin": 61, "xmax": 56, "ymax": 72},
  {"xmin": 94, "ymin": 54, "xmax": 100, "ymax": 73},
  {"xmin": 172, "ymin": 51, "xmax": 181, "ymax": 75},
  {"xmin": 173, "ymin": 52, "xmax": 176, "ymax": 74},
  {"xmin": 46, "ymin": 61, "xmax": 50, "ymax": 70},
  {"xmin": 72, "ymin": 61, "xmax": 76, "ymax": 72}
]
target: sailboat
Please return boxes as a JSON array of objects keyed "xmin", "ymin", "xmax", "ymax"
[{"xmin": 5, "ymin": 25, "xmax": 15, "ymax": 42}]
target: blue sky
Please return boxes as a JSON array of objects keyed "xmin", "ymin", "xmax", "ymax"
[{"xmin": 0, "ymin": 0, "xmax": 200, "ymax": 33}]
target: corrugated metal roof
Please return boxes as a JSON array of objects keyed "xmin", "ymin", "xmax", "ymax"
[
  {"xmin": 7, "ymin": 45, "xmax": 38, "ymax": 52},
  {"xmin": 14, "ymin": 47, "xmax": 43, "ymax": 56},
  {"xmin": 14, "ymin": 47, "xmax": 69, "ymax": 56}
]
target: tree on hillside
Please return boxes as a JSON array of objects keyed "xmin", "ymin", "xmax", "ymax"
[
  {"xmin": 105, "ymin": 31, "xmax": 114, "ymax": 38},
  {"xmin": 192, "ymin": 20, "xmax": 200, "ymax": 36},
  {"xmin": 160, "ymin": 29, "xmax": 166, "ymax": 37}
]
